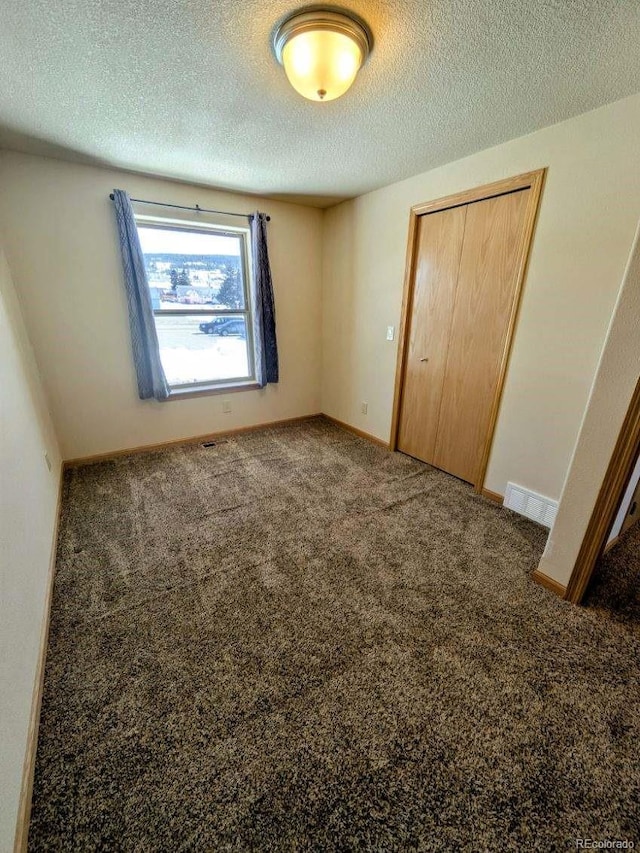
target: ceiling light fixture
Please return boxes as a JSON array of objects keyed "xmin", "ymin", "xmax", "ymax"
[{"xmin": 273, "ymin": 7, "xmax": 372, "ymax": 102}]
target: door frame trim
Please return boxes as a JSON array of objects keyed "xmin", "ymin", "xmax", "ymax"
[
  {"xmin": 389, "ymin": 169, "xmax": 547, "ymax": 493},
  {"xmin": 564, "ymin": 374, "xmax": 640, "ymax": 603}
]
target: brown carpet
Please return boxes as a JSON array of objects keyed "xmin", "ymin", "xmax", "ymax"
[
  {"xmin": 585, "ymin": 521, "xmax": 640, "ymax": 625},
  {"xmin": 29, "ymin": 417, "xmax": 640, "ymax": 851}
]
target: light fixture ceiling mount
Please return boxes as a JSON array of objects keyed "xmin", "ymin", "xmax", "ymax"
[{"xmin": 273, "ymin": 7, "xmax": 373, "ymax": 102}]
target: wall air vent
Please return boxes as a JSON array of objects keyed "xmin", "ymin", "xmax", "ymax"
[{"xmin": 504, "ymin": 482, "xmax": 558, "ymax": 528}]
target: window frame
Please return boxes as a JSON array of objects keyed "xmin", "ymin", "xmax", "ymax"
[{"xmin": 134, "ymin": 213, "xmax": 258, "ymax": 395}]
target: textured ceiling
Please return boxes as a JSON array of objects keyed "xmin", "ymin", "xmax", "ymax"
[{"xmin": 1, "ymin": 0, "xmax": 639, "ymax": 207}]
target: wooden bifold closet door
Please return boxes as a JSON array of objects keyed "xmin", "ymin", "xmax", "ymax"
[{"xmin": 397, "ymin": 186, "xmax": 532, "ymax": 486}]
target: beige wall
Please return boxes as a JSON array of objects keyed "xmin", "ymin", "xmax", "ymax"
[
  {"xmin": 321, "ymin": 93, "xmax": 640, "ymax": 501},
  {"xmin": 538, "ymin": 222, "xmax": 640, "ymax": 587},
  {"xmin": 0, "ymin": 246, "xmax": 61, "ymax": 850},
  {"xmin": 0, "ymin": 152, "xmax": 323, "ymax": 460}
]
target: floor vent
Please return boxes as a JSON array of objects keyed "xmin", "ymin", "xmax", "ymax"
[
  {"xmin": 504, "ymin": 482, "xmax": 558, "ymax": 528},
  {"xmin": 201, "ymin": 440, "xmax": 228, "ymax": 448}
]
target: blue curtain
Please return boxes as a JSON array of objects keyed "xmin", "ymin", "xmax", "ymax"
[
  {"xmin": 250, "ymin": 212, "xmax": 279, "ymax": 387},
  {"xmin": 112, "ymin": 190, "xmax": 169, "ymax": 401}
]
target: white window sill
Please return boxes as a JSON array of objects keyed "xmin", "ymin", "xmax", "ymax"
[{"xmin": 167, "ymin": 380, "xmax": 261, "ymax": 400}]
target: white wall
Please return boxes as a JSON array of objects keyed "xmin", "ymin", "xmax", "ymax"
[
  {"xmin": 538, "ymin": 221, "xmax": 640, "ymax": 587},
  {"xmin": 322, "ymin": 93, "xmax": 640, "ymax": 501},
  {"xmin": 0, "ymin": 245, "xmax": 61, "ymax": 851},
  {"xmin": 0, "ymin": 152, "xmax": 324, "ymax": 460}
]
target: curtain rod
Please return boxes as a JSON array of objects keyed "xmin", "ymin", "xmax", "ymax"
[{"xmin": 109, "ymin": 194, "xmax": 270, "ymax": 221}]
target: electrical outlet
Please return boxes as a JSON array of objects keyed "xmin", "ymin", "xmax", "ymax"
[
  {"xmin": 361, "ymin": 402, "xmax": 368, "ymax": 415},
  {"xmin": 222, "ymin": 401, "xmax": 232, "ymax": 414},
  {"xmin": 44, "ymin": 452, "xmax": 52, "ymax": 472},
  {"xmin": 386, "ymin": 325, "xmax": 395, "ymax": 341}
]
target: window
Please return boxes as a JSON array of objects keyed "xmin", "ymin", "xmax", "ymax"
[{"xmin": 135, "ymin": 217, "xmax": 256, "ymax": 392}]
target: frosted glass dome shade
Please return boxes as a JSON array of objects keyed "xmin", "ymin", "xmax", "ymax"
[{"xmin": 273, "ymin": 9, "xmax": 372, "ymax": 102}]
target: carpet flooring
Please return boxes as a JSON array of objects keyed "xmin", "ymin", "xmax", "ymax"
[
  {"xmin": 29, "ymin": 417, "xmax": 640, "ymax": 851},
  {"xmin": 584, "ymin": 521, "xmax": 640, "ymax": 626}
]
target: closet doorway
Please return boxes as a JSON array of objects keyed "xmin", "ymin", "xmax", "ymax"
[{"xmin": 391, "ymin": 170, "xmax": 546, "ymax": 493}]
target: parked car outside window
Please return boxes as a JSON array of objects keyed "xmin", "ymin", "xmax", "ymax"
[{"xmin": 199, "ymin": 317, "xmax": 247, "ymax": 337}]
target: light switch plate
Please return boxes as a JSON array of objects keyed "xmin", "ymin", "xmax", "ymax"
[{"xmin": 386, "ymin": 325, "xmax": 395, "ymax": 341}]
